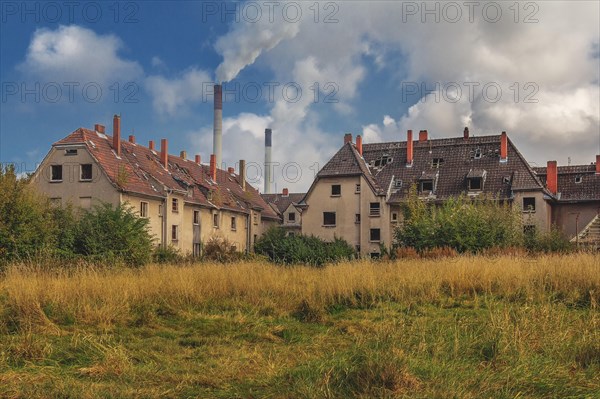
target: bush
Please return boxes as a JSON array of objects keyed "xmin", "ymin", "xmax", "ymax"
[
  {"xmin": 254, "ymin": 228, "xmax": 355, "ymax": 266},
  {"xmin": 202, "ymin": 236, "xmax": 243, "ymax": 263},
  {"xmin": 525, "ymin": 227, "xmax": 574, "ymax": 253},
  {"xmin": 73, "ymin": 203, "xmax": 154, "ymax": 266},
  {"xmin": 153, "ymin": 245, "xmax": 185, "ymax": 264}
]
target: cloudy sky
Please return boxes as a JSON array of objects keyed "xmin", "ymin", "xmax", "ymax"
[{"xmin": 1, "ymin": 1, "xmax": 598, "ymax": 192}]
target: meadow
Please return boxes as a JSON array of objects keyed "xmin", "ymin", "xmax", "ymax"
[{"xmin": 1, "ymin": 254, "xmax": 599, "ymax": 398}]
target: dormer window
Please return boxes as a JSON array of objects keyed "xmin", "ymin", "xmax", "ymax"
[
  {"xmin": 420, "ymin": 180, "xmax": 433, "ymax": 192},
  {"xmin": 432, "ymin": 158, "xmax": 444, "ymax": 168},
  {"xmin": 394, "ymin": 178, "xmax": 402, "ymax": 189},
  {"xmin": 469, "ymin": 178, "xmax": 482, "ymax": 190},
  {"xmin": 466, "ymin": 169, "xmax": 486, "ymax": 192},
  {"xmin": 65, "ymin": 149, "xmax": 78, "ymax": 156},
  {"xmin": 474, "ymin": 148, "xmax": 482, "ymax": 159},
  {"xmin": 418, "ymin": 172, "xmax": 437, "ymax": 194}
]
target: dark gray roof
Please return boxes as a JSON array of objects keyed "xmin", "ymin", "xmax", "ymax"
[
  {"xmin": 261, "ymin": 192, "xmax": 306, "ymax": 214},
  {"xmin": 534, "ymin": 164, "xmax": 600, "ymax": 201}
]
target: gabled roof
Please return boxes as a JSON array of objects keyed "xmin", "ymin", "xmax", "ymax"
[
  {"xmin": 315, "ymin": 133, "xmax": 547, "ymax": 203},
  {"xmin": 262, "ymin": 192, "xmax": 305, "ymax": 214},
  {"xmin": 533, "ymin": 164, "xmax": 600, "ymax": 201},
  {"xmin": 51, "ymin": 128, "xmax": 279, "ymax": 218}
]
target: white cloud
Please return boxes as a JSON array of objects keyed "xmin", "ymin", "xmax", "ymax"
[
  {"xmin": 151, "ymin": 56, "xmax": 166, "ymax": 69},
  {"xmin": 19, "ymin": 25, "xmax": 142, "ymax": 84},
  {"xmin": 145, "ymin": 68, "xmax": 212, "ymax": 117}
]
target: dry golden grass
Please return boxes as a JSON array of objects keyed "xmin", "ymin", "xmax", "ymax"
[{"xmin": 1, "ymin": 253, "xmax": 598, "ymax": 330}]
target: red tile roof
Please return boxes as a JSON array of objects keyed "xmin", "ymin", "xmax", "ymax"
[{"xmin": 53, "ymin": 128, "xmax": 279, "ymax": 218}]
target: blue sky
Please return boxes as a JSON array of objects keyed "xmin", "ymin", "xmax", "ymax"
[{"xmin": 1, "ymin": 1, "xmax": 599, "ymax": 191}]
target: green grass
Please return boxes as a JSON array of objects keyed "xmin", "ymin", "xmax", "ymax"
[{"xmin": 1, "ymin": 256, "xmax": 599, "ymax": 398}]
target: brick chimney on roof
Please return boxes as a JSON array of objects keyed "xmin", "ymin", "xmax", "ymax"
[
  {"xmin": 95, "ymin": 124, "xmax": 105, "ymax": 134},
  {"xmin": 160, "ymin": 139, "xmax": 168, "ymax": 169},
  {"xmin": 195, "ymin": 154, "xmax": 201, "ymax": 164},
  {"xmin": 113, "ymin": 115, "xmax": 121, "ymax": 157},
  {"xmin": 547, "ymin": 160, "xmax": 558, "ymax": 195},
  {"xmin": 149, "ymin": 140, "xmax": 155, "ymax": 151},
  {"xmin": 228, "ymin": 167, "xmax": 234, "ymax": 174},
  {"xmin": 596, "ymin": 155, "xmax": 600, "ymax": 174},
  {"xmin": 344, "ymin": 133, "xmax": 352, "ymax": 145},
  {"xmin": 128, "ymin": 135, "xmax": 135, "ymax": 144},
  {"xmin": 356, "ymin": 135, "xmax": 363, "ymax": 156},
  {"xmin": 210, "ymin": 154, "xmax": 217, "ymax": 181},
  {"xmin": 500, "ymin": 131, "xmax": 508, "ymax": 162},
  {"xmin": 406, "ymin": 130, "xmax": 413, "ymax": 166},
  {"xmin": 419, "ymin": 130, "xmax": 428, "ymax": 142},
  {"xmin": 463, "ymin": 127, "xmax": 469, "ymax": 140},
  {"xmin": 282, "ymin": 188, "xmax": 289, "ymax": 196},
  {"xmin": 180, "ymin": 151, "xmax": 186, "ymax": 160}
]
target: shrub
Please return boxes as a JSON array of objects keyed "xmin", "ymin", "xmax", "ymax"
[
  {"xmin": 203, "ymin": 236, "xmax": 243, "ymax": 263},
  {"xmin": 153, "ymin": 245, "xmax": 185, "ymax": 264},
  {"xmin": 254, "ymin": 228, "xmax": 355, "ymax": 266},
  {"xmin": 524, "ymin": 226, "xmax": 574, "ymax": 253},
  {"xmin": 73, "ymin": 203, "xmax": 154, "ymax": 266}
]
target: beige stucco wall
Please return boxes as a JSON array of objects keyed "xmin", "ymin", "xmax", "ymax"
[
  {"xmin": 552, "ymin": 202, "xmax": 600, "ymax": 238},
  {"xmin": 514, "ymin": 191, "xmax": 552, "ymax": 232},
  {"xmin": 32, "ymin": 145, "xmax": 120, "ymax": 209},
  {"xmin": 121, "ymin": 193, "xmax": 165, "ymax": 245}
]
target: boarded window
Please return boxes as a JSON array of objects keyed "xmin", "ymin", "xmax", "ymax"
[{"xmin": 370, "ymin": 202, "xmax": 380, "ymax": 216}]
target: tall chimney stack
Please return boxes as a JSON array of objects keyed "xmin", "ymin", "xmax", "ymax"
[
  {"xmin": 356, "ymin": 135, "xmax": 363, "ymax": 156},
  {"xmin": 264, "ymin": 128, "xmax": 272, "ymax": 194},
  {"xmin": 195, "ymin": 154, "xmax": 201, "ymax": 165},
  {"xmin": 500, "ymin": 131, "xmax": 508, "ymax": 162},
  {"xmin": 160, "ymin": 139, "xmax": 168, "ymax": 169},
  {"xmin": 283, "ymin": 188, "xmax": 289, "ymax": 196},
  {"xmin": 406, "ymin": 130, "xmax": 413, "ymax": 166},
  {"xmin": 128, "ymin": 135, "xmax": 135, "ymax": 144},
  {"xmin": 113, "ymin": 115, "xmax": 121, "ymax": 157},
  {"xmin": 419, "ymin": 130, "xmax": 428, "ymax": 142},
  {"xmin": 344, "ymin": 133, "xmax": 352, "ymax": 145},
  {"xmin": 463, "ymin": 127, "xmax": 469, "ymax": 140},
  {"xmin": 210, "ymin": 154, "xmax": 217, "ymax": 182},
  {"xmin": 239, "ymin": 159, "xmax": 246, "ymax": 190},
  {"xmin": 149, "ymin": 140, "xmax": 155, "ymax": 151},
  {"xmin": 213, "ymin": 84, "xmax": 223, "ymax": 168},
  {"xmin": 596, "ymin": 155, "xmax": 600, "ymax": 174},
  {"xmin": 547, "ymin": 160, "xmax": 558, "ymax": 195}
]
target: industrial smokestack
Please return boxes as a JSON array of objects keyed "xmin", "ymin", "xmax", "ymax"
[
  {"xmin": 112, "ymin": 115, "xmax": 121, "ymax": 157},
  {"xmin": 239, "ymin": 159, "xmax": 246, "ymax": 191},
  {"xmin": 213, "ymin": 84, "xmax": 223, "ymax": 168},
  {"xmin": 264, "ymin": 128, "xmax": 272, "ymax": 194}
]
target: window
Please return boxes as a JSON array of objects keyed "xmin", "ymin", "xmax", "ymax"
[
  {"xmin": 65, "ymin": 149, "xmax": 77, "ymax": 156},
  {"xmin": 391, "ymin": 212, "xmax": 398, "ymax": 222},
  {"xmin": 213, "ymin": 213, "xmax": 219, "ymax": 228},
  {"xmin": 355, "ymin": 245, "xmax": 361, "ymax": 253},
  {"xmin": 331, "ymin": 184, "xmax": 341, "ymax": 196},
  {"xmin": 393, "ymin": 178, "xmax": 402, "ymax": 189},
  {"xmin": 523, "ymin": 197, "xmax": 536, "ymax": 212},
  {"xmin": 369, "ymin": 202, "xmax": 380, "ymax": 217},
  {"xmin": 420, "ymin": 180, "xmax": 433, "ymax": 193},
  {"xmin": 253, "ymin": 213, "xmax": 258, "ymax": 225},
  {"xmin": 231, "ymin": 216, "xmax": 236, "ymax": 231},
  {"xmin": 172, "ymin": 198, "xmax": 179, "ymax": 213},
  {"xmin": 355, "ymin": 214, "xmax": 361, "ymax": 224},
  {"xmin": 575, "ymin": 176, "xmax": 583, "ymax": 184},
  {"xmin": 323, "ymin": 212, "xmax": 336, "ymax": 226},
  {"xmin": 503, "ymin": 176, "xmax": 511, "ymax": 185},
  {"xmin": 140, "ymin": 202, "xmax": 149, "ymax": 218},
  {"xmin": 355, "ymin": 184, "xmax": 361, "ymax": 193},
  {"xmin": 468, "ymin": 177, "xmax": 482, "ymax": 191},
  {"xmin": 370, "ymin": 229, "xmax": 381, "ymax": 242},
  {"xmin": 80, "ymin": 164, "xmax": 92, "ymax": 181},
  {"xmin": 370, "ymin": 252, "xmax": 381, "ymax": 259},
  {"xmin": 193, "ymin": 210, "xmax": 200, "ymax": 225},
  {"xmin": 171, "ymin": 225, "xmax": 179, "ymax": 241},
  {"xmin": 474, "ymin": 148, "xmax": 482, "ymax": 159},
  {"xmin": 51, "ymin": 165, "xmax": 62, "ymax": 181},
  {"xmin": 432, "ymin": 158, "xmax": 444, "ymax": 168},
  {"xmin": 158, "ymin": 204, "xmax": 163, "ymax": 216},
  {"xmin": 288, "ymin": 212, "xmax": 296, "ymax": 222},
  {"xmin": 207, "ymin": 191, "xmax": 213, "ymax": 201}
]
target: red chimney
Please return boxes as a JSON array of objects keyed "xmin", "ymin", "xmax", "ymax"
[
  {"xmin": 94, "ymin": 124, "xmax": 105, "ymax": 134},
  {"xmin": 406, "ymin": 130, "xmax": 413, "ymax": 166},
  {"xmin": 419, "ymin": 130, "xmax": 428, "ymax": 142},
  {"xmin": 546, "ymin": 161, "xmax": 558, "ymax": 195},
  {"xmin": 344, "ymin": 133, "xmax": 352, "ymax": 145},
  {"xmin": 113, "ymin": 115, "xmax": 121, "ymax": 156},
  {"xmin": 282, "ymin": 188, "xmax": 289, "ymax": 196},
  {"xmin": 500, "ymin": 131, "xmax": 508, "ymax": 162},
  {"xmin": 463, "ymin": 127, "xmax": 469, "ymax": 140},
  {"xmin": 356, "ymin": 135, "xmax": 363, "ymax": 156},
  {"xmin": 160, "ymin": 139, "xmax": 168, "ymax": 169},
  {"xmin": 228, "ymin": 167, "xmax": 235, "ymax": 174},
  {"xmin": 210, "ymin": 154, "xmax": 217, "ymax": 181},
  {"xmin": 596, "ymin": 155, "xmax": 600, "ymax": 174},
  {"xmin": 195, "ymin": 154, "xmax": 201, "ymax": 164},
  {"xmin": 128, "ymin": 135, "xmax": 135, "ymax": 144},
  {"xmin": 149, "ymin": 140, "xmax": 155, "ymax": 151}
]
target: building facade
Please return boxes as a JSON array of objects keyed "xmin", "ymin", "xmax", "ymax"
[{"xmin": 31, "ymin": 116, "xmax": 280, "ymax": 255}]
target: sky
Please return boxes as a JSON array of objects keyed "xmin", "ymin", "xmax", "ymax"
[{"xmin": 1, "ymin": 0, "xmax": 599, "ymax": 193}]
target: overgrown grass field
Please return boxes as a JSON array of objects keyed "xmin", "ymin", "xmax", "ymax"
[{"xmin": 1, "ymin": 254, "xmax": 599, "ymax": 398}]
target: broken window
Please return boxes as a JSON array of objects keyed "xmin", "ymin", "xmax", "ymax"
[
  {"xmin": 432, "ymin": 158, "xmax": 444, "ymax": 168},
  {"xmin": 523, "ymin": 197, "xmax": 536, "ymax": 212}
]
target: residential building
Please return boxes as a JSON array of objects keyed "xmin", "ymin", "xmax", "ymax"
[
  {"xmin": 31, "ymin": 115, "xmax": 280, "ymax": 255},
  {"xmin": 262, "ymin": 188, "xmax": 305, "ymax": 235}
]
